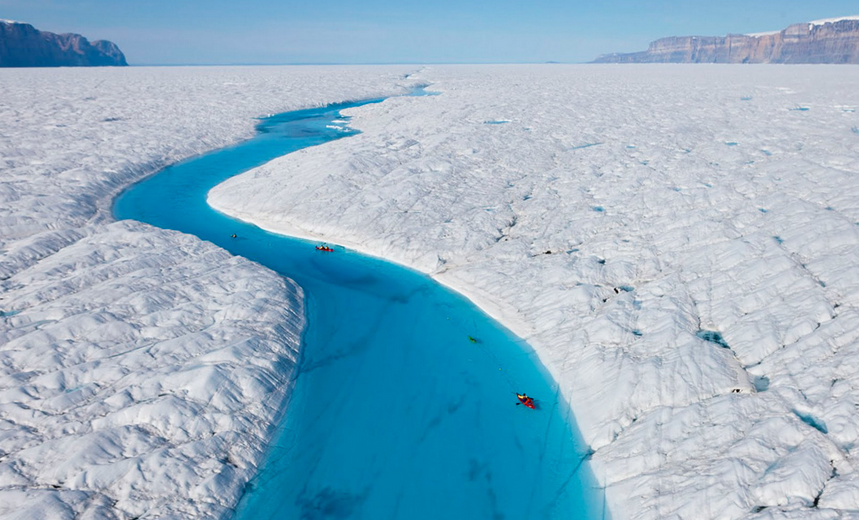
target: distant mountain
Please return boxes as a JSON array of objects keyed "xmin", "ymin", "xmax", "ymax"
[
  {"xmin": 593, "ymin": 16, "xmax": 859, "ymax": 64},
  {"xmin": 0, "ymin": 19, "xmax": 127, "ymax": 67}
]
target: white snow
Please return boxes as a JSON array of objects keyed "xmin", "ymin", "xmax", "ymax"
[
  {"xmin": 7, "ymin": 62, "xmax": 859, "ymax": 520},
  {"xmin": 209, "ymin": 64, "xmax": 859, "ymax": 519},
  {"xmin": 0, "ymin": 65, "xmax": 416, "ymax": 519},
  {"xmin": 746, "ymin": 31, "xmax": 781, "ymax": 38},
  {"xmin": 809, "ymin": 15, "xmax": 859, "ymax": 27},
  {"xmin": 747, "ymin": 15, "xmax": 859, "ymax": 36}
]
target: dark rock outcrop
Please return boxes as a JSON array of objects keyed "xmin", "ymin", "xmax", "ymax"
[
  {"xmin": 0, "ymin": 20, "xmax": 127, "ymax": 67},
  {"xmin": 594, "ymin": 17, "xmax": 859, "ymax": 64}
]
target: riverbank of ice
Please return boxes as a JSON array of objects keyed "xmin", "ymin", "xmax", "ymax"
[
  {"xmin": 0, "ymin": 66, "xmax": 416, "ymax": 519},
  {"xmin": 209, "ymin": 64, "xmax": 859, "ymax": 519}
]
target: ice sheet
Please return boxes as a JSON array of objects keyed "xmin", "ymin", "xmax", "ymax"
[
  {"xmin": 808, "ymin": 16, "xmax": 859, "ymax": 27},
  {"xmin": 210, "ymin": 64, "xmax": 859, "ymax": 519},
  {"xmin": 0, "ymin": 66, "xmax": 415, "ymax": 519}
]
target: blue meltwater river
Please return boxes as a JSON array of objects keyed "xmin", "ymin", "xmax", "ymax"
[{"xmin": 113, "ymin": 92, "xmax": 605, "ymax": 519}]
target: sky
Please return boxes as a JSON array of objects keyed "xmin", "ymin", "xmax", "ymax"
[{"xmin": 2, "ymin": 0, "xmax": 858, "ymax": 65}]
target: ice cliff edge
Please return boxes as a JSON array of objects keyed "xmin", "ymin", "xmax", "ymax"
[
  {"xmin": 0, "ymin": 19, "xmax": 127, "ymax": 67},
  {"xmin": 593, "ymin": 16, "xmax": 859, "ymax": 64}
]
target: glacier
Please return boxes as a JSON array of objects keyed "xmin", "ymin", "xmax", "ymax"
[
  {"xmin": 5, "ymin": 62, "xmax": 859, "ymax": 520},
  {"xmin": 209, "ymin": 64, "xmax": 859, "ymax": 519},
  {"xmin": 0, "ymin": 66, "xmax": 415, "ymax": 519}
]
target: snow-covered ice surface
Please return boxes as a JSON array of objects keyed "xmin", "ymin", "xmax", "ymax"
[
  {"xmin": 745, "ymin": 31, "xmax": 781, "ymax": 38},
  {"xmin": 210, "ymin": 64, "xmax": 859, "ymax": 519},
  {"xmin": 0, "ymin": 66, "xmax": 415, "ymax": 519},
  {"xmin": 809, "ymin": 15, "xmax": 859, "ymax": 27}
]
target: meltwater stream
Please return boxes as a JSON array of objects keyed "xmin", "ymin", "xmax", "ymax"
[{"xmin": 114, "ymin": 94, "xmax": 603, "ymax": 519}]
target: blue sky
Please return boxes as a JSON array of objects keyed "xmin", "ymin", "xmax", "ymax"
[{"xmin": 2, "ymin": 0, "xmax": 858, "ymax": 64}]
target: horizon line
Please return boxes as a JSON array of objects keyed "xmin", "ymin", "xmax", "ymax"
[{"xmin": 128, "ymin": 61, "xmax": 583, "ymax": 67}]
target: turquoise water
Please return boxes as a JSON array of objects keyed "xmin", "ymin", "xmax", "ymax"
[{"xmin": 114, "ymin": 96, "xmax": 603, "ymax": 519}]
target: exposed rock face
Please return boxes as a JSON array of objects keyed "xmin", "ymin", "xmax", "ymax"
[
  {"xmin": 594, "ymin": 17, "xmax": 859, "ymax": 64},
  {"xmin": 0, "ymin": 20, "xmax": 127, "ymax": 67}
]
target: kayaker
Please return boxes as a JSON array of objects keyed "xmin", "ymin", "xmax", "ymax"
[{"xmin": 516, "ymin": 393, "xmax": 535, "ymax": 409}]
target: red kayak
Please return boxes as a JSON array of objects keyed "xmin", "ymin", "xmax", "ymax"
[
  {"xmin": 315, "ymin": 245, "xmax": 334, "ymax": 252},
  {"xmin": 517, "ymin": 393, "xmax": 535, "ymax": 409}
]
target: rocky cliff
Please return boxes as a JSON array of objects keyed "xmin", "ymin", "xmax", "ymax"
[
  {"xmin": 0, "ymin": 19, "xmax": 127, "ymax": 67},
  {"xmin": 594, "ymin": 16, "xmax": 859, "ymax": 64}
]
